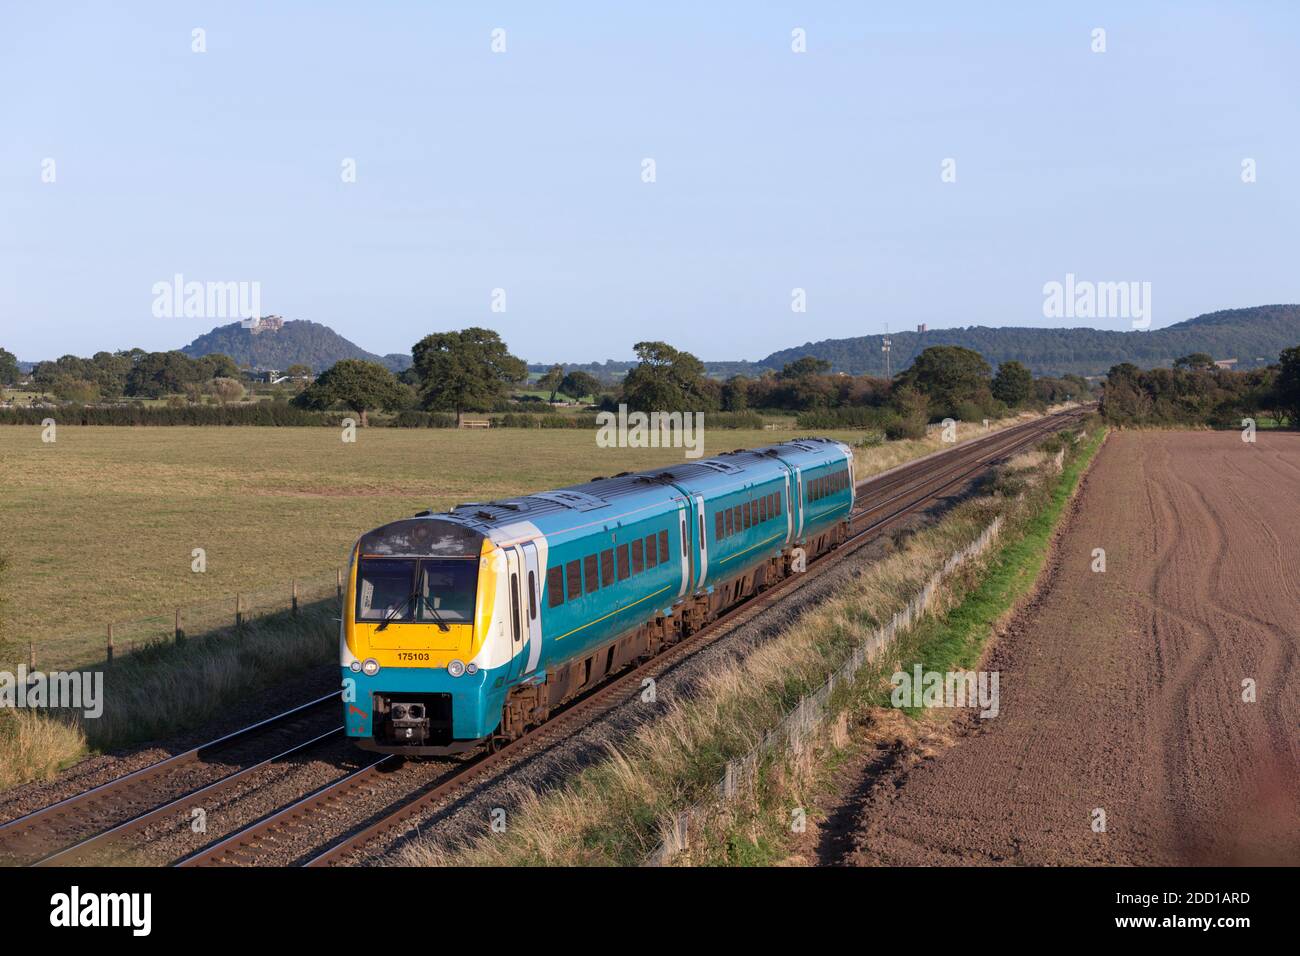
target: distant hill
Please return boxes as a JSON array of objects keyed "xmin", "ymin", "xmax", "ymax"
[
  {"xmin": 758, "ymin": 305, "xmax": 1300, "ymax": 378},
  {"xmin": 180, "ymin": 319, "xmax": 411, "ymax": 374}
]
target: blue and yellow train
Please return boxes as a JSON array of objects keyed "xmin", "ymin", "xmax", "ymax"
[{"xmin": 341, "ymin": 437, "xmax": 855, "ymax": 753}]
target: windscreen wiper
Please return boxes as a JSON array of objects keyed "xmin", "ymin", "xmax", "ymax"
[{"xmin": 376, "ymin": 590, "xmax": 419, "ymax": 631}]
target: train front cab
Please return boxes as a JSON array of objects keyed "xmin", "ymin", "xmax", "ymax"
[{"xmin": 341, "ymin": 517, "xmax": 508, "ymax": 755}]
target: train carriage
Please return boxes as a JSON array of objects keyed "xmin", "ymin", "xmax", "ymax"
[{"xmin": 341, "ymin": 437, "xmax": 854, "ymax": 754}]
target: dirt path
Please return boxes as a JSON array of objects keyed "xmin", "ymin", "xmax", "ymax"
[{"xmin": 827, "ymin": 431, "xmax": 1300, "ymax": 866}]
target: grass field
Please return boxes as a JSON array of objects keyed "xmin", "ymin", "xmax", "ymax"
[{"xmin": 0, "ymin": 413, "xmax": 1051, "ymax": 669}]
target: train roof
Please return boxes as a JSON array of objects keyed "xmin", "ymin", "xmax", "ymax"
[{"xmin": 420, "ymin": 437, "xmax": 851, "ymax": 535}]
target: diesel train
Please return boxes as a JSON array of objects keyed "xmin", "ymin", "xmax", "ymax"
[{"xmin": 341, "ymin": 437, "xmax": 855, "ymax": 754}]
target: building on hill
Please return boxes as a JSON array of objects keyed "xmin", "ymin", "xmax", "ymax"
[
  {"xmin": 240, "ymin": 315, "xmax": 285, "ymax": 334},
  {"xmin": 1214, "ymin": 358, "xmax": 1238, "ymax": 369}
]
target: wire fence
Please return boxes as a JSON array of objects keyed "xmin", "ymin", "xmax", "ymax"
[
  {"xmin": 644, "ymin": 514, "xmax": 1005, "ymax": 866},
  {"xmin": 25, "ymin": 569, "xmax": 346, "ymax": 669}
]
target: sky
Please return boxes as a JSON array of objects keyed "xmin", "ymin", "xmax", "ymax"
[{"xmin": 3, "ymin": 1, "xmax": 1299, "ymax": 364}]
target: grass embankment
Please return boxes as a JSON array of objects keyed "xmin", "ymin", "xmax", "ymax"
[
  {"xmin": 395, "ymin": 418, "xmax": 1103, "ymax": 866},
  {"xmin": 0, "ymin": 603, "xmax": 336, "ymax": 792}
]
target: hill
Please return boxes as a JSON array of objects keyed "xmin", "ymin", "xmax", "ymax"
[
  {"xmin": 180, "ymin": 318, "xmax": 411, "ymax": 373},
  {"xmin": 758, "ymin": 305, "xmax": 1300, "ymax": 377}
]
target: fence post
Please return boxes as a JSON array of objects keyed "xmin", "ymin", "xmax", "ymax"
[
  {"xmin": 235, "ymin": 593, "xmax": 243, "ymax": 628},
  {"xmin": 175, "ymin": 607, "xmax": 184, "ymax": 644},
  {"xmin": 292, "ymin": 579, "xmax": 299, "ymax": 615},
  {"xmin": 336, "ymin": 568, "xmax": 343, "ymax": 603},
  {"xmin": 106, "ymin": 623, "xmax": 114, "ymax": 665}
]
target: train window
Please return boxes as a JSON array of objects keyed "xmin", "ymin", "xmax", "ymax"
[
  {"xmin": 715, "ymin": 512, "xmax": 724, "ymax": 540},
  {"xmin": 742, "ymin": 502, "xmax": 751, "ymax": 529},
  {"xmin": 528, "ymin": 570, "xmax": 537, "ymax": 619},
  {"xmin": 646, "ymin": 534, "xmax": 658, "ymax": 568},
  {"xmin": 584, "ymin": 554, "xmax": 599, "ymax": 594},
  {"xmin": 601, "ymin": 549, "xmax": 615, "ymax": 587},
  {"xmin": 567, "ymin": 560, "xmax": 582, "ymax": 600},
  {"xmin": 774, "ymin": 492, "xmax": 781, "ymax": 517},
  {"xmin": 658, "ymin": 530, "xmax": 669, "ymax": 564},
  {"xmin": 632, "ymin": 538, "xmax": 644, "ymax": 574},
  {"xmin": 759, "ymin": 495, "xmax": 767, "ymax": 522},
  {"xmin": 725, "ymin": 508, "xmax": 734, "ymax": 536},
  {"xmin": 732, "ymin": 505, "xmax": 741, "ymax": 531},
  {"xmin": 616, "ymin": 544, "xmax": 630, "ymax": 581},
  {"xmin": 547, "ymin": 566, "xmax": 563, "ymax": 607}
]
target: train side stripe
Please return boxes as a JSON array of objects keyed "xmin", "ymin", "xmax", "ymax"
[{"xmin": 552, "ymin": 584, "xmax": 674, "ymax": 642}]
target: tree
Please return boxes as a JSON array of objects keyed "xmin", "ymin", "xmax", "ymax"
[
  {"xmin": 537, "ymin": 364, "xmax": 565, "ymax": 403},
  {"xmin": 125, "ymin": 351, "xmax": 203, "ymax": 398},
  {"xmin": 991, "ymin": 360, "xmax": 1033, "ymax": 407},
  {"xmin": 620, "ymin": 341, "xmax": 714, "ymax": 412},
  {"xmin": 720, "ymin": 375, "xmax": 749, "ymax": 412},
  {"xmin": 0, "ymin": 348, "xmax": 21, "ymax": 387},
  {"xmin": 779, "ymin": 356, "xmax": 831, "ymax": 380},
  {"xmin": 294, "ymin": 359, "xmax": 409, "ymax": 426},
  {"xmin": 1276, "ymin": 346, "xmax": 1300, "ymax": 427},
  {"xmin": 411, "ymin": 328, "xmax": 527, "ymax": 426},
  {"xmin": 51, "ymin": 377, "xmax": 100, "ymax": 403},
  {"xmin": 196, "ymin": 353, "xmax": 241, "ymax": 381},
  {"xmin": 559, "ymin": 370, "xmax": 601, "ymax": 403},
  {"xmin": 1174, "ymin": 352, "xmax": 1215, "ymax": 370},
  {"xmin": 896, "ymin": 345, "xmax": 992, "ymax": 418},
  {"xmin": 285, "ymin": 363, "xmax": 312, "ymax": 378},
  {"xmin": 208, "ymin": 377, "xmax": 246, "ymax": 404}
]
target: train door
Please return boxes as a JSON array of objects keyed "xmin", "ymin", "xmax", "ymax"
[
  {"xmin": 503, "ymin": 547, "xmax": 526, "ymax": 682},
  {"xmin": 783, "ymin": 472, "xmax": 795, "ymax": 544},
  {"xmin": 676, "ymin": 499, "xmax": 691, "ymax": 598},
  {"xmin": 692, "ymin": 494, "xmax": 708, "ymax": 591},
  {"xmin": 793, "ymin": 466, "xmax": 805, "ymax": 539},
  {"xmin": 520, "ymin": 540, "xmax": 543, "ymax": 675}
]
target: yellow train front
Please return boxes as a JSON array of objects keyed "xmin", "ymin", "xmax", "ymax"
[
  {"xmin": 342, "ymin": 437, "xmax": 855, "ymax": 755},
  {"xmin": 341, "ymin": 517, "xmax": 518, "ymax": 753}
]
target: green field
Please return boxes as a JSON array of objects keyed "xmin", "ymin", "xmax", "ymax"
[
  {"xmin": 1, "ymin": 424, "xmax": 862, "ymax": 667},
  {"xmin": 0, "ymin": 415, "xmax": 1042, "ymax": 668}
]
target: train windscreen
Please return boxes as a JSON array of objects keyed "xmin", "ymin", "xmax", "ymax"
[{"xmin": 355, "ymin": 557, "xmax": 478, "ymax": 625}]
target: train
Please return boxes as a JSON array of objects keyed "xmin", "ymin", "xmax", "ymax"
[{"xmin": 340, "ymin": 437, "xmax": 855, "ymax": 754}]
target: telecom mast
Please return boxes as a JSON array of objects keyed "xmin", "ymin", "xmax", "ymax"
[{"xmin": 881, "ymin": 326, "xmax": 892, "ymax": 378}]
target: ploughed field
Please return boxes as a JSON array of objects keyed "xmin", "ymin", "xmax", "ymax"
[{"xmin": 843, "ymin": 430, "xmax": 1300, "ymax": 865}]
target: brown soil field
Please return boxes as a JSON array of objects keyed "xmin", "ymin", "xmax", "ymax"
[{"xmin": 830, "ymin": 430, "xmax": 1300, "ymax": 866}]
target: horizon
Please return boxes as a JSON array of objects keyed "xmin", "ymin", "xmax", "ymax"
[
  {"xmin": 10, "ymin": 302, "xmax": 1293, "ymax": 368},
  {"xmin": 4, "ymin": 3, "xmax": 1300, "ymax": 362}
]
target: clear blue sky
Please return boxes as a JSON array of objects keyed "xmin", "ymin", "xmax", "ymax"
[{"xmin": 3, "ymin": 1, "xmax": 1298, "ymax": 363}]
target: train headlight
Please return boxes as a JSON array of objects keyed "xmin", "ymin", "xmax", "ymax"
[
  {"xmin": 466, "ymin": 662, "xmax": 478, "ymax": 675},
  {"xmin": 447, "ymin": 659, "xmax": 466, "ymax": 678},
  {"xmin": 362, "ymin": 658, "xmax": 380, "ymax": 676},
  {"xmin": 349, "ymin": 661, "xmax": 362, "ymax": 673}
]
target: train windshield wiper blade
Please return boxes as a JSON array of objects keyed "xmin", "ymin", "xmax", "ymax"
[
  {"xmin": 376, "ymin": 591, "xmax": 418, "ymax": 631},
  {"xmin": 422, "ymin": 598, "xmax": 452, "ymax": 632}
]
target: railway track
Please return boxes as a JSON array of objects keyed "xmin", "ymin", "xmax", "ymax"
[
  {"xmin": 3, "ymin": 407, "xmax": 1087, "ymax": 868},
  {"xmin": 184, "ymin": 407, "xmax": 1090, "ymax": 867},
  {"xmin": 0, "ymin": 692, "xmax": 341, "ymax": 866}
]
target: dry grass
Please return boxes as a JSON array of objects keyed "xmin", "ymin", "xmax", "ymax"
[
  {"xmin": 0, "ymin": 709, "xmax": 86, "ymax": 792},
  {"xmin": 850, "ymin": 406, "xmax": 1072, "ymax": 480},
  {"xmin": 1, "ymin": 413, "xmax": 1063, "ymax": 670}
]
